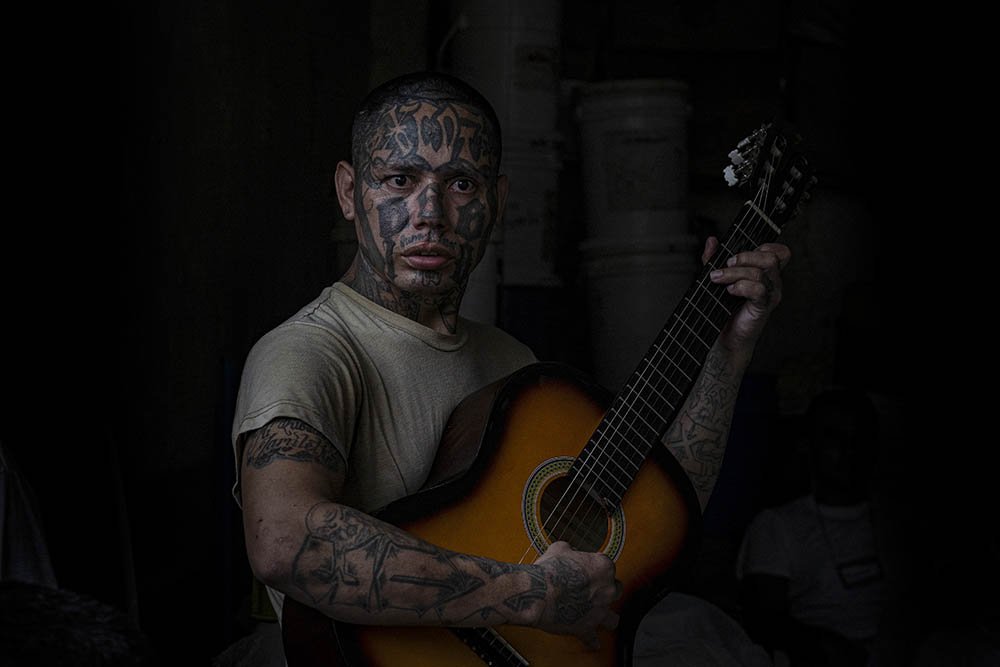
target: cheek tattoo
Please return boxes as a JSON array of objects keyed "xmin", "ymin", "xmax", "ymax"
[
  {"xmin": 376, "ymin": 198, "xmax": 411, "ymax": 277},
  {"xmin": 455, "ymin": 198, "xmax": 486, "ymax": 242}
]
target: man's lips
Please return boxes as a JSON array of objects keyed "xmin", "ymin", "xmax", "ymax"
[{"xmin": 401, "ymin": 244, "xmax": 454, "ymax": 270}]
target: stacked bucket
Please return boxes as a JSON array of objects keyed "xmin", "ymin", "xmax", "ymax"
[
  {"xmin": 576, "ymin": 79, "xmax": 700, "ymax": 391},
  {"xmin": 445, "ymin": 2, "xmax": 699, "ymax": 393},
  {"xmin": 447, "ymin": 0, "xmax": 564, "ymax": 323}
]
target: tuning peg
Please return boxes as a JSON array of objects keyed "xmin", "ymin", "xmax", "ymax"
[{"xmin": 723, "ymin": 165, "xmax": 739, "ymax": 186}]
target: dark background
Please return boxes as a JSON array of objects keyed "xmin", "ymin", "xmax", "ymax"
[{"xmin": 4, "ymin": 1, "xmax": 970, "ymax": 664}]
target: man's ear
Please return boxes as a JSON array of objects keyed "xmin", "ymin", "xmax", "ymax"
[{"xmin": 334, "ymin": 161, "xmax": 356, "ymax": 220}]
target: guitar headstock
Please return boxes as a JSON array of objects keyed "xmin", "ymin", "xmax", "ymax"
[{"xmin": 723, "ymin": 122, "xmax": 817, "ymax": 227}]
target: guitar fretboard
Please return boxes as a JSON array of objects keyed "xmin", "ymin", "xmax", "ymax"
[{"xmin": 568, "ymin": 201, "xmax": 784, "ymax": 510}]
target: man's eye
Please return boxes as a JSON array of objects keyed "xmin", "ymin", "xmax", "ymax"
[
  {"xmin": 451, "ymin": 178, "xmax": 475, "ymax": 193},
  {"xmin": 388, "ymin": 175, "xmax": 409, "ymax": 187}
]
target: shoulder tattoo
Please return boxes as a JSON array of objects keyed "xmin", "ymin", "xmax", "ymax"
[{"xmin": 244, "ymin": 418, "xmax": 344, "ymax": 473}]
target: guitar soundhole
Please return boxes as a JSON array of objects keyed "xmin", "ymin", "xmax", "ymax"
[{"xmin": 537, "ymin": 474, "xmax": 610, "ymax": 552}]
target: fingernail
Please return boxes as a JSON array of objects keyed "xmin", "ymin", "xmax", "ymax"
[
  {"xmin": 726, "ymin": 256, "xmax": 737, "ymax": 267},
  {"xmin": 710, "ymin": 270, "xmax": 723, "ymax": 280}
]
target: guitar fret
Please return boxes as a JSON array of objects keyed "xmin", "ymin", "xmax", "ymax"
[
  {"xmin": 718, "ymin": 239, "xmax": 739, "ymax": 258},
  {"xmin": 584, "ymin": 444, "xmax": 639, "ymax": 480},
  {"xmin": 580, "ymin": 440, "xmax": 639, "ymax": 480},
  {"xmin": 668, "ymin": 316, "xmax": 713, "ymax": 352},
  {"xmin": 644, "ymin": 344, "xmax": 692, "ymax": 377},
  {"xmin": 613, "ymin": 407, "xmax": 662, "ymax": 444},
  {"xmin": 598, "ymin": 418, "xmax": 655, "ymax": 462},
  {"xmin": 590, "ymin": 422, "xmax": 648, "ymax": 470},
  {"xmin": 730, "ymin": 220, "xmax": 760, "ymax": 247},
  {"xmin": 679, "ymin": 293, "xmax": 722, "ymax": 335},
  {"xmin": 640, "ymin": 352, "xmax": 693, "ymax": 394},
  {"xmin": 653, "ymin": 327, "xmax": 707, "ymax": 368},
  {"xmin": 584, "ymin": 412, "xmax": 661, "ymax": 495},
  {"xmin": 643, "ymin": 348, "xmax": 693, "ymax": 388},
  {"xmin": 619, "ymin": 374, "xmax": 680, "ymax": 420},
  {"xmin": 602, "ymin": 415, "xmax": 661, "ymax": 463},
  {"xmin": 570, "ymin": 461, "xmax": 628, "ymax": 498},
  {"xmin": 694, "ymin": 281, "xmax": 732, "ymax": 312}
]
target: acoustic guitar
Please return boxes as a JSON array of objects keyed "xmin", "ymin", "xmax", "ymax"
[{"xmin": 281, "ymin": 123, "xmax": 815, "ymax": 666}]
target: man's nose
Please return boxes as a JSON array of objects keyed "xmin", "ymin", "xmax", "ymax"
[{"xmin": 416, "ymin": 183, "xmax": 445, "ymax": 225}]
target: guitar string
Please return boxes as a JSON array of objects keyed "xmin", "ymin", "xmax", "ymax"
[
  {"xmin": 528, "ymin": 210, "xmax": 763, "ymax": 555},
  {"xmin": 552, "ymin": 188, "xmax": 777, "ymax": 546},
  {"xmin": 532, "ymin": 263, "xmax": 740, "ymax": 552},
  {"xmin": 529, "ymin": 151, "xmax": 787, "ymax": 556},
  {"xmin": 530, "ymin": 162, "xmax": 776, "ymax": 554},
  {"xmin": 524, "ymin": 135, "xmax": 810, "ymax": 562},
  {"xmin": 576, "ymin": 153, "xmax": 780, "ymax": 482},
  {"xmin": 594, "ymin": 159, "xmax": 781, "ymax": 490},
  {"xmin": 516, "ymin": 194, "xmax": 772, "ymax": 563},
  {"xmin": 552, "ymin": 229, "xmax": 754, "ymax": 511},
  {"xmin": 573, "ymin": 174, "xmax": 772, "ymax": 497},
  {"xmin": 557, "ymin": 155, "xmax": 807, "ymax": 551},
  {"xmin": 618, "ymin": 151, "xmax": 783, "ymax": 461},
  {"xmin": 471, "ymin": 135, "xmax": 795, "ymax": 647},
  {"xmin": 555, "ymin": 201, "xmax": 768, "ymax": 545}
]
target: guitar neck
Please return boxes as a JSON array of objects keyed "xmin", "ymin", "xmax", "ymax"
[{"xmin": 571, "ymin": 202, "xmax": 782, "ymax": 508}]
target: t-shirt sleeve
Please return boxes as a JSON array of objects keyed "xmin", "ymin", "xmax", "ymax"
[
  {"xmin": 736, "ymin": 509, "xmax": 793, "ymax": 580},
  {"xmin": 230, "ymin": 323, "xmax": 362, "ymax": 504}
]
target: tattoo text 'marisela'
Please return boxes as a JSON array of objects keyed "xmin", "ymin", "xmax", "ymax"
[{"xmin": 244, "ymin": 418, "xmax": 344, "ymax": 474}]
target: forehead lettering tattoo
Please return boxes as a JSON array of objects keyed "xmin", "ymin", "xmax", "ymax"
[
  {"xmin": 371, "ymin": 102, "xmax": 421, "ymax": 161},
  {"xmin": 462, "ymin": 117, "xmax": 487, "ymax": 163},
  {"xmin": 421, "ymin": 115, "xmax": 443, "ymax": 152},
  {"xmin": 359, "ymin": 98, "xmax": 497, "ymax": 176}
]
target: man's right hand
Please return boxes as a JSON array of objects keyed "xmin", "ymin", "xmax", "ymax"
[{"xmin": 532, "ymin": 540, "xmax": 623, "ymax": 649}]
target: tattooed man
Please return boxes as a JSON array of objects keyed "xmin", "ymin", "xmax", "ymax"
[{"xmin": 231, "ymin": 72, "xmax": 789, "ymax": 654}]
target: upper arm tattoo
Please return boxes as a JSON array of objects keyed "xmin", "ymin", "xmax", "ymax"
[{"xmin": 244, "ymin": 418, "xmax": 344, "ymax": 474}]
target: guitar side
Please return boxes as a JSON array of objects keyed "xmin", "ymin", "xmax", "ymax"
[{"xmin": 284, "ymin": 362, "xmax": 701, "ymax": 667}]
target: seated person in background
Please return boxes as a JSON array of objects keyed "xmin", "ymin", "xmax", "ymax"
[{"xmin": 736, "ymin": 388, "xmax": 887, "ymax": 667}]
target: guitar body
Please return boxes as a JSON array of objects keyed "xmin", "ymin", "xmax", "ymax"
[{"xmin": 283, "ymin": 362, "xmax": 701, "ymax": 667}]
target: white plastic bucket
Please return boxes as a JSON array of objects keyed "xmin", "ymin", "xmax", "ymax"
[
  {"xmin": 500, "ymin": 135, "xmax": 563, "ymax": 286},
  {"xmin": 581, "ymin": 236, "xmax": 700, "ymax": 391},
  {"xmin": 448, "ymin": 0, "xmax": 562, "ymax": 138},
  {"xmin": 576, "ymin": 79, "xmax": 691, "ymax": 244}
]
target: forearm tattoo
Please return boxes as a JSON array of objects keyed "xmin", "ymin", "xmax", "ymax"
[
  {"xmin": 545, "ymin": 559, "xmax": 592, "ymax": 625},
  {"xmin": 663, "ymin": 348, "xmax": 742, "ymax": 503},
  {"xmin": 292, "ymin": 503, "xmax": 553, "ymax": 626},
  {"xmin": 244, "ymin": 418, "xmax": 343, "ymax": 474}
]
